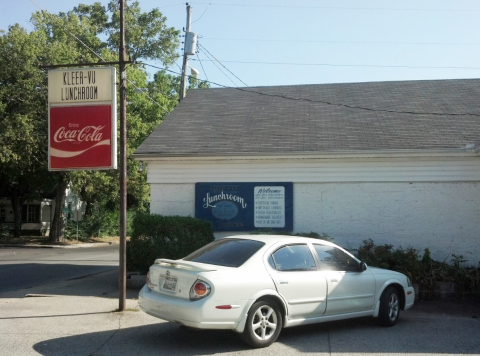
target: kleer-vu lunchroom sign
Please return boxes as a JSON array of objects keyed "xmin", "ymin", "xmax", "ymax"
[{"xmin": 48, "ymin": 67, "xmax": 117, "ymax": 171}]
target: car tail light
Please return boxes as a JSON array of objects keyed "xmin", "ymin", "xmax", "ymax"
[
  {"xmin": 189, "ymin": 280, "xmax": 211, "ymax": 300},
  {"xmin": 146, "ymin": 272, "xmax": 154, "ymax": 290}
]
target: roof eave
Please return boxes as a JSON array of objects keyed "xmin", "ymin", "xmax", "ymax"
[{"xmin": 132, "ymin": 148, "xmax": 480, "ymax": 162}]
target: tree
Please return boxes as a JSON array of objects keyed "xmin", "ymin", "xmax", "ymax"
[
  {"xmin": 67, "ymin": 1, "xmax": 182, "ymax": 217},
  {"xmin": 29, "ymin": 8, "xmax": 110, "ymax": 241},
  {"xmin": 0, "ymin": 25, "xmax": 54, "ymax": 237},
  {"xmin": 1, "ymin": 1, "xmax": 207, "ymax": 241}
]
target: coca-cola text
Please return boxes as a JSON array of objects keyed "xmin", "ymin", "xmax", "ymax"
[{"xmin": 54, "ymin": 125, "xmax": 105, "ymax": 143}]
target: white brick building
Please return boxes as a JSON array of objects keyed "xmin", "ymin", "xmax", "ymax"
[{"xmin": 134, "ymin": 79, "xmax": 480, "ymax": 265}]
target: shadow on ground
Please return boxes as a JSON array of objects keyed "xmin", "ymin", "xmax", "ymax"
[{"xmin": 32, "ymin": 312, "xmax": 480, "ymax": 356}]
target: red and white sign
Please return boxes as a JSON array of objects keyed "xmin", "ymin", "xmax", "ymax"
[
  {"xmin": 48, "ymin": 67, "xmax": 116, "ymax": 171},
  {"xmin": 49, "ymin": 105, "xmax": 113, "ymax": 169}
]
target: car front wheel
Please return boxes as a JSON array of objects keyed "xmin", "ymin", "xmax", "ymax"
[
  {"xmin": 240, "ymin": 300, "xmax": 283, "ymax": 348},
  {"xmin": 379, "ymin": 286, "xmax": 400, "ymax": 326}
]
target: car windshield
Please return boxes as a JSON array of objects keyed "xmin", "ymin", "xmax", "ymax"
[{"xmin": 183, "ymin": 239, "xmax": 265, "ymax": 267}]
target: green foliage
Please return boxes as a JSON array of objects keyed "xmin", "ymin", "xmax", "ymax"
[
  {"xmin": 127, "ymin": 214, "xmax": 215, "ymax": 274},
  {"xmin": 0, "ymin": 224, "xmax": 12, "ymax": 238},
  {"xmin": 0, "ymin": 1, "xmax": 184, "ymax": 240},
  {"xmin": 64, "ymin": 208, "xmax": 137, "ymax": 240},
  {"xmin": 106, "ymin": 0, "xmax": 179, "ymax": 63},
  {"xmin": 354, "ymin": 239, "xmax": 480, "ymax": 298}
]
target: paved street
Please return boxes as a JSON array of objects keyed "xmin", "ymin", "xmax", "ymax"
[
  {"xmin": 0, "ymin": 246, "xmax": 479, "ymax": 355},
  {"xmin": 0, "ymin": 245, "xmax": 118, "ymax": 294}
]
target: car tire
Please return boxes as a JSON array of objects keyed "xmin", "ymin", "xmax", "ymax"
[
  {"xmin": 378, "ymin": 286, "xmax": 400, "ymax": 326},
  {"xmin": 240, "ymin": 300, "xmax": 283, "ymax": 348}
]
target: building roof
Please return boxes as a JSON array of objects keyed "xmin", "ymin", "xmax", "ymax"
[{"xmin": 134, "ymin": 79, "xmax": 480, "ymax": 157}]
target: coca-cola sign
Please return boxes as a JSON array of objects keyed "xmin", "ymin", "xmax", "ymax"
[
  {"xmin": 49, "ymin": 105, "xmax": 115, "ymax": 170},
  {"xmin": 48, "ymin": 67, "xmax": 116, "ymax": 171}
]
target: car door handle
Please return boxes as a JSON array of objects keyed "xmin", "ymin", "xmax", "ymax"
[{"xmin": 278, "ymin": 279, "xmax": 288, "ymax": 284}]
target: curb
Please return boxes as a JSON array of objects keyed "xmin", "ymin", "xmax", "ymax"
[
  {"xmin": 126, "ymin": 274, "xmax": 146, "ymax": 289},
  {"xmin": 0, "ymin": 242, "xmax": 118, "ymax": 249}
]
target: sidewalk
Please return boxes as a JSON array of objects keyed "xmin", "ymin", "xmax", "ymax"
[
  {"xmin": 0, "ymin": 236, "xmax": 119, "ymax": 249},
  {"xmin": 0, "ymin": 269, "xmax": 153, "ymax": 356}
]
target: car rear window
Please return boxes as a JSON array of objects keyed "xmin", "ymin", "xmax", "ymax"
[{"xmin": 183, "ymin": 239, "xmax": 265, "ymax": 267}]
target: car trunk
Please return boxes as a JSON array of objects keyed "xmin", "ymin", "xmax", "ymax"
[{"xmin": 148, "ymin": 259, "xmax": 217, "ymax": 300}]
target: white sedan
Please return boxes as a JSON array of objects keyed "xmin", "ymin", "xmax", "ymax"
[{"xmin": 139, "ymin": 235, "xmax": 415, "ymax": 348}]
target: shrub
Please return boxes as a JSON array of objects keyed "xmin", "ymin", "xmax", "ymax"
[
  {"xmin": 64, "ymin": 210, "xmax": 137, "ymax": 240},
  {"xmin": 354, "ymin": 238, "xmax": 423, "ymax": 281},
  {"xmin": 0, "ymin": 224, "xmax": 12, "ymax": 238},
  {"xmin": 127, "ymin": 214, "xmax": 214, "ymax": 274},
  {"xmin": 354, "ymin": 239, "xmax": 480, "ymax": 298}
]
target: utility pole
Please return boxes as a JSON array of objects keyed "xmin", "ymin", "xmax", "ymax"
[
  {"xmin": 118, "ymin": 0, "xmax": 127, "ymax": 311},
  {"xmin": 179, "ymin": 4, "xmax": 192, "ymax": 100}
]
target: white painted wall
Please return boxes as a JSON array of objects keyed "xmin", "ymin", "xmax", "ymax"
[
  {"xmin": 147, "ymin": 152, "xmax": 480, "ymax": 265},
  {"xmin": 293, "ymin": 182, "xmax": 480, "ymax": 265},
  {"xmin": 150, "ymin": 184, "xmax": 195, "ymax": 217}
]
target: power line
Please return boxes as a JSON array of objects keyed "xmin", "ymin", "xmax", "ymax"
[
  {"xmin": 197, "ymin": 45, "xmax": 241, "ymax": 87},
  {"xmin": 190, "ymin": 59, "xmax": 480, "ymax": 70},
  {"xmin": 28, "ymin": 0, "xmax": 172, "ymax": 113},
  {"xmin": 196, "ymin": 52, "xmax": 209, "ymax": 82},
  {"xmin": 141, "ymin": 62, "xmax": 480, "ymax": 118},
  {"xmin": 191, "ymin": 3, "xmax": 211, "ymax": 24},
  {"xmin": 201, "ymin": 37, "xmax": 480, "ymax": 46},
  {"xmin": 198, "ymin": 44, "xmax": 248, "ymax": 86},
  {"xmin": 28, "ymin": 0, "xmax": 103, "ymax": 62},
  {"xmin": 188, "ymin": 2, "xmax": 480, "ymax": 12}
]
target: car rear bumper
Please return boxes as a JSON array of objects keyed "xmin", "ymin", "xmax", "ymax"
[{"xmin": 138, "ymin": 285, "xmax": 240, "ymax": 330}]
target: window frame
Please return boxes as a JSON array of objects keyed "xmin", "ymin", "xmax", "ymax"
[
  {"xmin": 312, "ymin": 244, "xmax": 360, "ymax": 272},
  {"xmin": 21, "ymin": 204, "xmax": 41, "ymax": 223},
  {"xmin": 269, "ymin": 243, "xmax": 319, "ymax": 272}
]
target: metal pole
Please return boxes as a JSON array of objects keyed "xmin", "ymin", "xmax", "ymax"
[
  {"xmin": 179, "ymin": 4, "xmax": 192, "ymax": 100},
  {"xmin": 75, "ymin": 195, "xmax": 78, "ymax": 241},
  {"xmin": 119, "ymin": 0, "xmax": 127, "ymax": 311}
]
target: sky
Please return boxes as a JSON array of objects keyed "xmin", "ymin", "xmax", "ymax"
[{"xmin": 1, "ymin": 0, "xmax": 480, "ymax": 88}]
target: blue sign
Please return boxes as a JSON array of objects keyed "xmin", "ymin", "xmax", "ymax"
[{"xmin": 195, "ymin": 182, "xmax": 293, "ymax": 232}]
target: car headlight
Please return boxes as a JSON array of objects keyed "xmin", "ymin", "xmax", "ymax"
[
  {"xmin": 189, "ymin": 280, "xmax": 211, "ymax": 300},
  {"xmin": 407, "ymin": 277, "xmax": 412, "ymax": 287}
]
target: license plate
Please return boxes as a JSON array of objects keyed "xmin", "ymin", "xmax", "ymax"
[{"xmin": 162, "ymin": 275, "xmax": 177, "ymax": 292}]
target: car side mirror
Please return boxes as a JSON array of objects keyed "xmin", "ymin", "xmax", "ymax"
[{"xmin": 358, "ymin": 261, "xmax": 367, "ymax": 272}]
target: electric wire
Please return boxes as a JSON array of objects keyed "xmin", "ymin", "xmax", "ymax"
[
  {"xmin": 190, "ymin": 59, "xmax": 480, "ymax": 70},
  {"xmin": 28, "ymin": 0, "xmax": 104, "ymax": 62},
  {"xmin": 197, "ymin": 46, "xmax": 240, "ymax": 87},
  {"xmin": 201, "ymin": 37, "xmax": 480, "ymax": 46},
  {"xmin": 188, "ymin": 2, "xmax": 480, "ymax": 12},
  {"xmin": 28, "ymin": 0, "xmax": 171, "ymax": 113},
  {"xmin": 142, "ymin": 62, "xmax": 480, "ymax": 118},
  {"xmin": 198, "ymin": 44, "xmax": 248, "ymax": 86},
  {"xmin": 196, "ymin": 51, "xmax": 209, "ymax": 82},
  {"xmin": 191, "ymin": 3, "xmax": 211, "ymax": 24},
  {"xmin": 24, "ymin": 0, "xmax": 480, "ymax": 117}
]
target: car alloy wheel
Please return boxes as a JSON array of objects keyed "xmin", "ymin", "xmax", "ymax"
[
  {"xmin": 240, "ymin": 300, "xmax": 283, "ymax": 348},
  {"xmin": 387, "ymin": 292, "xmax": 399, "ymax": 321},
  {"xmin": 379, "ymin": 286, "xmax": 400, "ymax": 326}
]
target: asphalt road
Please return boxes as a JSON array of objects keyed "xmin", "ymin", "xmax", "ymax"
[{"xmin": 0, "ymin": 245, "xmax": 119, "ymax": 294}]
